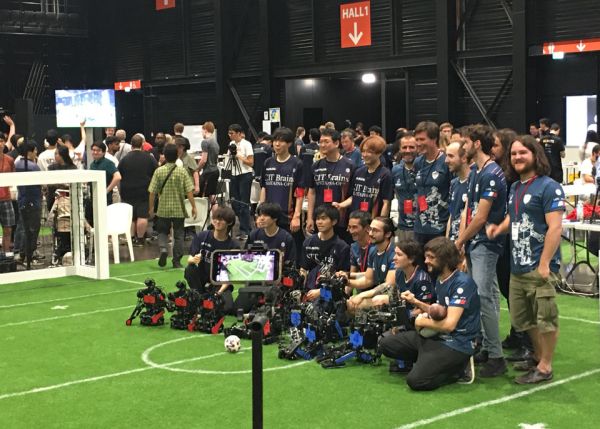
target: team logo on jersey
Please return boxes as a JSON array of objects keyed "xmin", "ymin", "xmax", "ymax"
[
  {"xmin": 490, "ymin": 180, "xmax": 495, "ymax": 186},
  {"xmin": 457, "ymin": 287, "xmax": 464, "ymax": 294},
  {"xmin": 462, "ymin": 193, "xmax": 467, "ymax": 202},
  {"xmin": 345, "ymin": 168, "xmax": 350, "ymax": 173},
  {"xmin": 421, "ymin": 285, "xmax": 427, "ymax": 291},
  {"xmin": 475, "ymin": 184, "xmax": 479, "ymax": 192},
  {"xmin": 555, "ymin": 189, "xmax": 562, "ymax": 196},
  {"xmin": 281, "ymin": 242, "xmax": 286, "ymax": 247},
  {"xmin": 445, "ymin": 297, "xmax": 450, "ymax": 306},
  {"xmin": 381, "ymin": 264, "xmax": 386, "ymax": 272},
  {"xmin": 523, "ymin": 194, "xmax": 531, "ymax": 204},
  {"xmin": 432, "ymin": 171, "xmax": 439, "ymax": 180}
]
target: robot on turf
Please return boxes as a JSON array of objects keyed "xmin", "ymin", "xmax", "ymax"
[{"xmin": 125, "ymin": 278, "xmax": 170, "ymax": 326}]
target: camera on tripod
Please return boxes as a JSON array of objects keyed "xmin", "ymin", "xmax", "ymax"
[{"xmin": 228, "ymin": 142, "xmax": 238, "ymax": 156}]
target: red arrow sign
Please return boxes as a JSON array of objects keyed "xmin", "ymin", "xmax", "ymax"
[
  {"xmin": 542, "ymin": 37, "xmax": 600, "ymax": 55},
  {"xmin": 340, "ymin": 1, "xmax": 371, "ymax": 48}
]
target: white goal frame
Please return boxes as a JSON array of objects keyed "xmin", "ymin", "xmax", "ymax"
[{"xmin": 0, "ymin": 170, "xmax": 109, "ymax": 283}]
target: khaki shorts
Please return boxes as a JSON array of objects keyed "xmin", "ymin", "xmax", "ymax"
[{"xmin": 509, "ymin": 270, "xmax": 560, "ymax": 334}]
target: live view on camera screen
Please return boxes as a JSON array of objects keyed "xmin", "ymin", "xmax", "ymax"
[{"xmin": 215, "ymin": 251, "xmax": 277, "ymax": 282}]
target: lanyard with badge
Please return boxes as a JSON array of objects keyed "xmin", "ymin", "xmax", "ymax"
[
  {"xmin": 401, "ymin": 164, "xmax": 416, "ymax": 215},
  {"xmin": 323, "ymin": 156, "xmax": 342, "ymax": 203},
  {"xmin": 417, "ymin": 151, "xmax": 441, "ymax": 212},
  {"xmin": 512, "ymin": 176, "xmax": 537, "ymax": 240}
]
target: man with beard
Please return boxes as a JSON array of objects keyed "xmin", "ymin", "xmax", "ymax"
[
  {"xmin": 413, "ymin": 122, "xmax": 451, "ymax": 245},
  {"xmin": 342, "ymin": 217, "xmax": 396, "ymax": 312},
  {"xmin": 487, "ymin": 135, "xmax": 564, "ymax": 384},
  {"xmin": 445, "ymin": 139, "xmax": 470, "ymax": 241},
  {"xmin": 378, "ymin": 237, "xmax": 481, "ymax": 390},
  {"xmin": 392, "ymin": 135, "xmax": 418, "ymax": 241},
  {"xmin": 455, "ymin": 124, "xmax": 507, "ymax": 378}
]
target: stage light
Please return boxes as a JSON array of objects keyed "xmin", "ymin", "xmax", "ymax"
[{"xmin": 361, "ymin": 73, "xmax": 376, "ymax": 84}]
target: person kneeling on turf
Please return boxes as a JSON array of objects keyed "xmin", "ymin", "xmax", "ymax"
[
  {"xmin": 184, "ymin": 206, "xmax": 240, "ymax": 314},
  {"xmin": 379, "ymin": 237, "xmax": 480, "ymax": 391},
  {"xmin": 246, "ymin": 203, "xmax": 296, "ymax": 266}
]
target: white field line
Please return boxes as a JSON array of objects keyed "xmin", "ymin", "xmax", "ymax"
[
  {"xmin": 499, "ymin": 307, "xmax": 599, "ymax": 325},
  {"xmin": 395, "ymin": 368, "xmax": 600, "ymax": 429},
  {"xmin": 0, "ymin": 305, "xmax": 131, "ymax": 328}
]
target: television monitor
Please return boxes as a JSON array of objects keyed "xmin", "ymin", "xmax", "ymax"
[
  {"xmin": 55, "ymin": 89, "xmax": 116, "ymax": 128},
  {"xmin": 566, "ymin": 95, "xmax": 597, "ymax": 147}
]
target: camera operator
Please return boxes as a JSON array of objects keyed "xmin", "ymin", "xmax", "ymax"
[
  {"xmin": 379, "ymin": 237, "xmax": 481, "ymax": 391},
  {"xmin": 246, "ymin": 203, "xmax": 296, "ymax": 265},
  {"xmin": 301, "ymin": 205, "xmax": 350, "ymax": 300},
  {"xmin": 348, "ymin": 239, "xmax": 433, "ymax": 316},
  {"xmin": 343, "ymin": 218, "xmax": 396, "ymax": 309},
  {"xmin": 184, "ymin": 206, "xmax": 240, "ymax": 313},
  {"xmin": 226, "ymin": 124, "xmax": 254, "ymax": 241}
]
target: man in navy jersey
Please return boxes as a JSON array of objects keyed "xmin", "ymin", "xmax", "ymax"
[
  {"xmin": 252, "ymin": 133, "xmax": 273, "ymax": 182},
  {"xmin": 347, "ymin": 211, "xmax": 374, "ymax": 276},
  {"xmin": 379, "ymin": 237, "xmax": 481, "ymax": 390},
  {"xmin": 445, "ymin": 139, "xmax": 470, "ymax": 242},
  {"xmin": 487, "ymin": 135, "xmax": 564, "ymax": 384},
  {"xmin": 413, "ymin": 121, "xmax": 451, "ymax": 246},
  {"xmin": 455, "ymin": 124, "xmax": 508, "ymax": 378},
  {"xmin": 344, "ymin": 217, "xmax": 396, "ymax": 312},
  {"xmin": 185, "ymin": 206, "xmax": 240, "ymax": 313},
  {"xmin": 247, "ymin": 203, "xmax": 296, "ymax": 265},
  {"xmin": 335, "ymin": 135, "xmax": 393, "ymax": 218},
  {"xmin": 306, "ymin": 128, "xmax": 355, "ymax": 243},
  {"xmin": 301, "ymin": 205, "xmax": 350, "ymax": 300},
  {"xmin": 299, "ymin": 128, "xmax": 320, "ymax": 193},
  {"xmin": 341, "ymin": 128, "xmax": 363, "ymax": 167},
  {"xmin": 392, "ymin": 134, "xmax": 418, "ymax": 241}
]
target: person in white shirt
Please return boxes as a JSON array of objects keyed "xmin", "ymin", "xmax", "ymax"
[
  {"xmin": 226, "ymin": 123, "xmax": 254, "ymax": 240},
  {"xmin": 114, "ymin": 129, "xmax": 132, "ymax": 162},
  {"xmin": 579, "ymin": 144, "xmax": 600, "ymax": 184},
  {"xmin": 37, "ymin": 129, "xmax": 60, "ymax": 171}
]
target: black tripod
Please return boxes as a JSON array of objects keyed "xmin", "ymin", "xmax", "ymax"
[{"xmin": 217, "ymin": 149, "xmax": 243, "ymax": 206}]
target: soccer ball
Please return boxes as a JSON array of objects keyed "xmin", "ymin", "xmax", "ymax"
[{"xmin": 224, "ymin": 335, "xmax": 241, "ymax": 353}]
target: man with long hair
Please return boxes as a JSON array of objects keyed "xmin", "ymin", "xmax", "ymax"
[{"xmin": 487, "ymin": 135, "xmax": 564, "ymax": 384}]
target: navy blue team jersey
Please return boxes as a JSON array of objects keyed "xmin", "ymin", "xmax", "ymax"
[
  {"xmin": 435, "ymin": 270, "xmax": 481, "ymax": 355},
  {"xmin": 395, "ymin": 266, "xmax": 434, "ymax": 309},
  {"xmin": 189, "ymin": 231, "xmax": 241, "ymax": 284},
  {"xmin": 367, "ymin": 243, "xmax": 396, "ymax": 287},
  {"xmin": 465, "ymin": 161, "xmax": 507, "ymax": 254},
  {"xmin": 413, "ymin": 152, "xmax": 451, "ymax": 235},
  {"xmin": 350, "ymin": 242, "xmax": 376, "ymax": 272},
  {"xmin": 299, "ymin": 142, "xmax": 319, "ymax": 189},
  {"xmin": 448, "ymin": 177, "xmax": 469, "ymax": 241},
  {"xmin": 310, "ymin": 156, "xmax": 355, "ymax": 227},
  {"xmin": 391, "ymin": 161, "xmax": 417, "ymax": 230},
  {"xmin": 349, "ymin": 164, "xmax": 393, "ymax": 217},
  {"xmin": 508, "ymin": 175, "xmax": 565, "ymax": 274},
  {"xmin": 246, "ymin": 227, "xmax": 296, "ymax": 265},
  {"xmin": 301, "ymin": 233, "xmax": 350, "ymax": 289},
  {"xmin": 260, "ymin": 156, "xmax": 304, "ymax": 226},
  {"xmin": 343, "ymin": 148, "xmax": 364, "ymax": 168}
]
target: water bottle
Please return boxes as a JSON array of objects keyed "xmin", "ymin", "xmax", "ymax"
[{"xmin": 577, "ymin": 201, "xmax": 584, "ymax": 221}]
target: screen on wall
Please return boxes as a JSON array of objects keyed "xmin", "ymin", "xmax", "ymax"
[
  {"xmin": 566, "ymin": 95, "xmax": 597, "ymax": 147},
  {"xmin": 55, "ymin": 89, "xmax": 116, "ymax": 128}
]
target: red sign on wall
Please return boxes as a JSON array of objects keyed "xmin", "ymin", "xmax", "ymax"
[
  {"xmin": 340, "ymin": 1, "xmax": 372, "ymax": 48},
  {"xmin": 114, "ymin": 80, "xmax": 142, "ymax": 91},
  {"xmin": 156, "ymin": 0, "xmax": 175, "ymax": 11},
  {"xmin": 542, "ymin": 38, "xmax": 600, "ymax": 55}
]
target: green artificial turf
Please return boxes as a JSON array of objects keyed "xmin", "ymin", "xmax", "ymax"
[{"xmin": 0, "ymin": 260, "xmax": 599, "ymax": 429}]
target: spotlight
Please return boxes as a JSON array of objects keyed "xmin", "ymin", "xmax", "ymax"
[
  {"xmin": 303, "ymin": 78, "xmax": 315, "ymax": 87},
  {"xmin": 361, "ymin": 73, "xmax": 376, "ymax": 84}
]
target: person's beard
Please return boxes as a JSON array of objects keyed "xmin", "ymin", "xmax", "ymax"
[
  {"xmin": 427, "ymin": 262, "xmax": 442, "ymax": 278},
  {"xmin": 514, "ymin": 158, "xmax": 535, "ymax": 177}
]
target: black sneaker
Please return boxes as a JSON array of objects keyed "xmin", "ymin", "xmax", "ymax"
[
  {"xmin": 501, "ymin": 333, "xmax": 521, "ymax": 349},
  {"xmin": 457, "ymin": 356, "xmax": 475, "ymax": 384},
  {"xmin": 172, "ymin": 260, "xmax": 183, "ymax": 269},
  {"xmin": 133, "ymin": 238, "xmax": 145, "ymax": 247},
  {"xmin": 479, "ymin": 357, "xmax": 507, "ymax": 378},
  {"xmin": 158, "ymin": 251, "xmax": 168, "ymax": 267},
  {"xmin": 506, "ymin": 347, "xmax": 535, "ymax": 362},
  {"xmin": 474, "ymin": 349, "xmax": 489, "ymax": 365},
  {"xmin": 514, "ymin": 368, "xmax": 553, "ymax": 384}
]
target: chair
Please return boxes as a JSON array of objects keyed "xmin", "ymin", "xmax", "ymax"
[
  {"xmin": 106, "ymin": 203, "xmax": 134, "ymax": 264},
  {"xmin": 185, "ymin": 197, "xmax": 209, "ymax": 233}
]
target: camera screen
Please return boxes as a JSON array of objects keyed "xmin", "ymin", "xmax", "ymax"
[{"xmin": 211, "ymin": 250, "xmax": 280, "ymax": 284}]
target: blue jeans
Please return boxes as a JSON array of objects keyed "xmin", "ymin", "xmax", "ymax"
[
  {"xmin": 467, "ymin": 245, "xmax": 502, "ymax": 359},
  {"xmin": 230, "ymin": 172, "xmax": 252, "ymax": 235}
]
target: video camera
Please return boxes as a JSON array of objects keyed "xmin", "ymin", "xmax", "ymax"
[
  {"xmin": 125, "ymin": 278, "xmax": 170, "ymax": 326},
  {"xmin": 228, "ymin": 142, "xmax": 237, "ymax": 156}
]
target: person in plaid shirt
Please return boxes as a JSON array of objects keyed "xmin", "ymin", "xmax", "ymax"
[{"xmin": 149, "ymin": 144, "xmax": 197, "ymax": 269}]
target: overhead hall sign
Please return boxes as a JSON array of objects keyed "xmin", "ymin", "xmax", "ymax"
[{"xmin": 340, "ymin": 1, "xmax": 371, "ymax": 48}]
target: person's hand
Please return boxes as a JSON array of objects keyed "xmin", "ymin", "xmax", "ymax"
[
  {"xmin": 335, "ymin": 271, "xmax": 348, "ymax": 282},
  {"xmin": 455, "ymin": 239, "xmax": 464, "ymax": 251},
  {"xmin": 400, "ymin": 290, "xmax": 416, "ymax": 305},
  {"xmin": 189, "ymin": 254, "xmax": 201, "ymax": 265},
  {"xmin": 486, "ymin": 223, "xmax": 499, "ymax": 239},
  {"xmin": 348, "ymin": 295, "xmax": 363, "ymax": 310},
  {"xmin": 414, "ymin": 313, "xmax": 430, "ymax": 329},
  {"xmin": 306, "ymin": 289, "xmax": 320, "ymax": 301},
  {"xmin": 290, "ymin": 215, "xmax": 301, "ymax": 232},
  {"xmin": 236, "ymin": 153, "xmax": 245, "ymax": 162},
  {"xmin": 80, "ymin": 119, "xmax": 86, "ymax": 127},
  {"xmin": 3, "ymin": 115, "xmax": 14, "ymax": 127},
  {"xmin": 331, "ymin": 202, "xmax": 340, "ymax": 209},
  {"xmin": 194, "ymin": 186, "xmax": 200, "ymax": 195},
  {"xmin": 537, "ymin": 264, "xmax": 550, "ymax": 280},
  {"xmin": 305, "ymin": 218, "xmax": 315, "ymax": 234},
  {"xmin": 191, "ymin": 206, "xmax": 197, "ymax": 219},
  {"xmin": 148, "ymin": 208, "xmax": 155, "ymax": 219}
]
